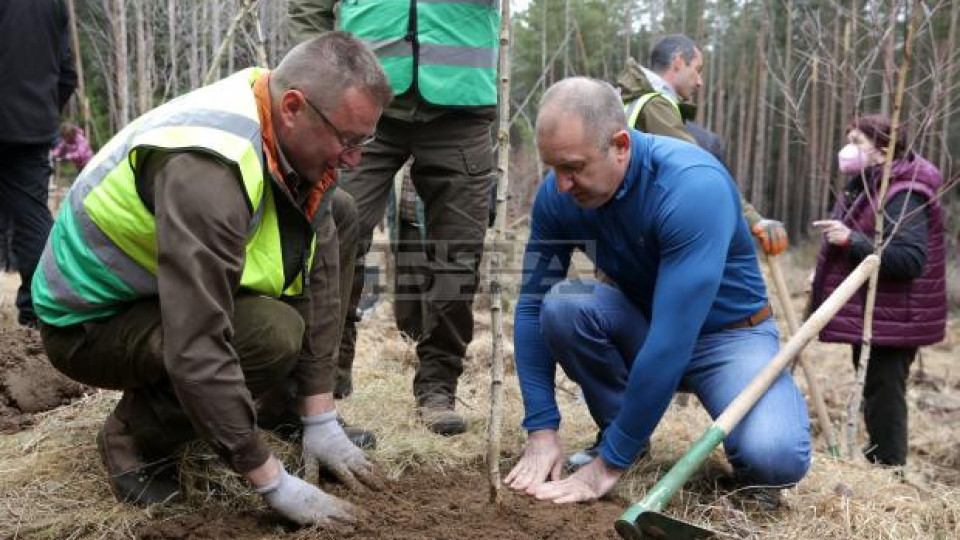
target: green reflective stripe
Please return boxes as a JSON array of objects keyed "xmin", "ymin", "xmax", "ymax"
[
  {"xmin": 418, "ymin": 65, "xmax": 495, "ymax": 106},
  {"xmin": 70, "ymin": 189, "xmax": 157, "ymax": 293},
  {"xmin": 364, "ymin": 38, "xmax": 413, "ymax": 57},
  {"xmin": 43, "ymin": 202, "xmax": 138, "ymax": 309},
  {"xmin": 419, "ymin": 44, "xmax": 496, "ymax": 69},
  {"xmin": 37, "ymin": 242, "xmax": 94, "ymax": 311}
]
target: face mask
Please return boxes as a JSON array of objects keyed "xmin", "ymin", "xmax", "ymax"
[{"xmin": 838, "ymin": 144, "xmax": 872, "ymax": 174}]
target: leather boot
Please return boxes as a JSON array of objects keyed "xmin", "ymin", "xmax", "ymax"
[
  {"xmin": 336, "ymin": 415, "xmax": 377, "ymax": 450},
  {"xmin": 97, "ymin": 412, "xmax": 181, "ymax": 506},
  {"xmin": 417, "ymin": 393, "xmax": 467, "ymax": 436}
]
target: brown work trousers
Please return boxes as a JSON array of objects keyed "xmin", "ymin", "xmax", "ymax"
[
  {"xmin": 335, "ymin": 113, "xmax": 493, "ymax": 401},
  {"xmin": 41, "ymin": 295, "xmax": 307, "ymax": 458}
]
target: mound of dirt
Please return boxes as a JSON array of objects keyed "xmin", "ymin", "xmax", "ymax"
[
  {"xmin": 135, "ymin": 469, "xmax": 626, "ymax": 540},
  {"xmin": 0, "ymin": 326, "xmax": 88, "ymax": 432}
]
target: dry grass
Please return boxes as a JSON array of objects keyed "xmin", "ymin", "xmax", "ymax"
[{"xmin": 1, "ymin": 241, "xmax": 959, "ymax": 539}]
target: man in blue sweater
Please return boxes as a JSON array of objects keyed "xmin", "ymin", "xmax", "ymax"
[{"xmin": 505, "ymin": 78, "xmax": 810, "ymax": 503}]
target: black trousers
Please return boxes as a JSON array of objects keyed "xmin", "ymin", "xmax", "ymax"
[
  {"xmin": 851, "ymin": 344, "xmax": 917, "ymax": 466},
  {"xmin": 0, "ymin": 142, "xmax": 54, "ymax": 323}
]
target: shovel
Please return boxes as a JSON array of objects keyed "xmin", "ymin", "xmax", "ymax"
[
  {"xmin": 765, "ymin": 253, "xmax": 841, "ymax": 457},
  {"xmin": 614, "ymin": 254, "xmax": 878, "ymax": 540}
]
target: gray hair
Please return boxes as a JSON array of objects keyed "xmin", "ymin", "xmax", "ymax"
[
  {"xmin": 536, "ymin": 77, "xmax": 628, "ymax": 151},
  {"xmin": 271, "ymin": 31, "xmax": 393, "ymax": 110},
  {"xmin": 649, "ymin": 34, "xmax": 698, "ymax": 74}
]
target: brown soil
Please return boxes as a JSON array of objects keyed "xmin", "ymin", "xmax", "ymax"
[
  {"xmin": 135, "ymin": 469, "xmax": 625, "ymax": 540},
  {"xmin": 0, "ymin": 326, "xmax": 88, "ymax": 432}
]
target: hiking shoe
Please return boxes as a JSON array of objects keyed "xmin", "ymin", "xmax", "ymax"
[
  {"xmin": 417, "ymin": 393, "xmax": 467, "ymax": 436},
  {"xmin": 97, "ymin": 413, "xmax": 181, "ymax": 507}
]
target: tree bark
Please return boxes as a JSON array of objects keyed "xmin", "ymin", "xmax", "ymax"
[
  {"xmin": 108, "ymin": 0, "xmax": 129, "ymax": 129},
  {"xmin": 939, "ymin": 0, "xmax": 959, "ymax": 178},
  {"xmin": 167, "ymin": 0, "xmax": 178, "ymax": 97},
  {"xmin": 750, "ymin": 23, "xmax": 768, "ymax": 212},
  {"xmin": 777, "ymin": 0, "xmax": 794, "ymax": 223},
  {"xmin": 134, "ymin": 0, "xmax": 150, "ymax": 115},
  {"xmin": 65, "ymin": 0, "xmax": 93, "ymax": 137}
]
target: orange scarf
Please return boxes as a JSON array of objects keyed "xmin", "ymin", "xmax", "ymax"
[{"xmin": 253, "ymin": 72, "xmax": 336, "ymax": 220}]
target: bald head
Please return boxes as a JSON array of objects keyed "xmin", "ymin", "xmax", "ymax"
[
  {"xmin": 271, "ymin": 31, "xmax": 392, "ymax": 112},
  {"xmin": 536, "ymin": 77, "xmax": 628, "ymax": 151}
]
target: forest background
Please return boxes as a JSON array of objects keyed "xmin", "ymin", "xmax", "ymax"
[{"xmin": 68, "ymin": 0, "xmax": 959, "ymax": 246}]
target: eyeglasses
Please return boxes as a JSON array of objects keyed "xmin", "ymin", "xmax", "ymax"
[{"xmin": 296, "ymin": 89, "xmax": 376, "ymax": 154}]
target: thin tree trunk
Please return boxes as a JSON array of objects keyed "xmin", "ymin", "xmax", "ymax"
[
  {"xmin": 211, "ymin": 0, "xmax": 222, "ymax": 82},
  {"xmin": 487, "ymin": 0, "xmax": 512, "ymax": 505},
  {"xmin": 623, "ymin": 2, "xmax": 632, "ymax": 63},
  {"xmin": 806, "ymin": 56, "xmax": 820, "ymax": 230},
  {"xmin": 206, "ymin": 0, "xmax": 260, "ymax": 85},
  {"xmin": 189, "ymin": 2, "xmax": 200, "ymax": 89},
  {"xmin": 134, "ymin": 0, "xmax": 150, "ymax": 115},
  {"xmin": 750, "ymin": 21, "xmax": 769, "ymax": 211},
  {"xmin": 734, "ymin": 53, "xmax": 750, "ymax": 184},
  {"xmin": 879, "ymin": 1, "xmax": 898, "ymax": 116},
  {"xmin": 563, "ymin": 0, "xmax": 570, "ymax": 77},
  {"xmin": 777, "ymin": 0, "xmax": 794, "ymax": 222},
  {"xmin": 845, "ymin": 1, "xmax": 919, "ymax": 459},
  {"xmin": 65, "ymin": 0, "xmax": 92, "ymax": 138},
  {"xmin": 939, "ymin": 0, "xmax": 959, "ymax": 178},
  {"xmin": 167, "ymin": 0, "xmax": 178, "ymax": 97},
  {"xmin": 109, "ymin": 0, "xmax": 129, "ymax": 128},
  {"xmin": 820, "ymin": 13, "xmax": 841, "ymax": 218}
]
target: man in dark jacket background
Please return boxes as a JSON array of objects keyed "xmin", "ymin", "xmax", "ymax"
[{"xmin": 0, "ymin": 0, "xmax": 77, "ymax": 328}]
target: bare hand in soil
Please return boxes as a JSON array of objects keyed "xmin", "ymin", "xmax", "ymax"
[
  {"xmin": 302, "ymin": 412, "xmax": 385, "ymax": 492},
  {"xmin": 504, "ymin": 429, "xmax": 563, "ymax": 494},
  {"xmin": 531, "ymin": 457, "xmax": 622, "ymax": 504},
  {"xmin": 258, "ymin": 461, "xmax": 357, "ymax": 526}
]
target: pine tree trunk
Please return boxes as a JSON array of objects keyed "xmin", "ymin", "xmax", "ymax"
[
  {"xmin": 751, "ymin": 20, "xmax": 769, "ymax": 211},
  {"xmin": 777, "ymin": 0, "xmax": 793, "ymax": 223}
]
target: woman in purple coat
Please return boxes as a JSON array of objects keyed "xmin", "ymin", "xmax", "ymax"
[{"xmin": 810, "ymin": 114, "xmax": 947, "ymax": 466}]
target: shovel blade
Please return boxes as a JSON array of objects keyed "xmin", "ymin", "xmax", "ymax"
[{"xmin": 615, "ymin": 511, "xmax": 716, "ymax": 540}]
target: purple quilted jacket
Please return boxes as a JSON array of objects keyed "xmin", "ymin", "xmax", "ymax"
[{"xmin": 811, "ymin": 156, "xmax": 947, "ymax": 347}]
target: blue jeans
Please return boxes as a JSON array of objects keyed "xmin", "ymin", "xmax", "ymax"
[{"xmin": 541, "ymin": 279, "xmax": 811, "ymax": 486}]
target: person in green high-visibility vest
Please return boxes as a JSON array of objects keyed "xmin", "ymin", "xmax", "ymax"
[
  {"xmin": 618, "ymin": 34, "xmax": 789, "ymax": 257},
  {"xmin": 290, "ymin": 0, "xmax": 499, "ymax": 437},
  {"xmin": 33, "ymin": 33, "xmax": 394, "ymax": 525}
]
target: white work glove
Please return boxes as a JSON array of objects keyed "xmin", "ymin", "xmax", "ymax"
[
  {"xmin": 302, "ymin": 411, "xmax": 383, "ymax": 492},
  {"xmin": 256, "ymin": 462, "xmax": 356, "ymax": 525}
]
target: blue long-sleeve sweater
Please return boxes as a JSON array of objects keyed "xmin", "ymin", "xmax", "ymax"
[{"xmin": 514, "ymin": 130, "xmax": 769, "ymax": 468}]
